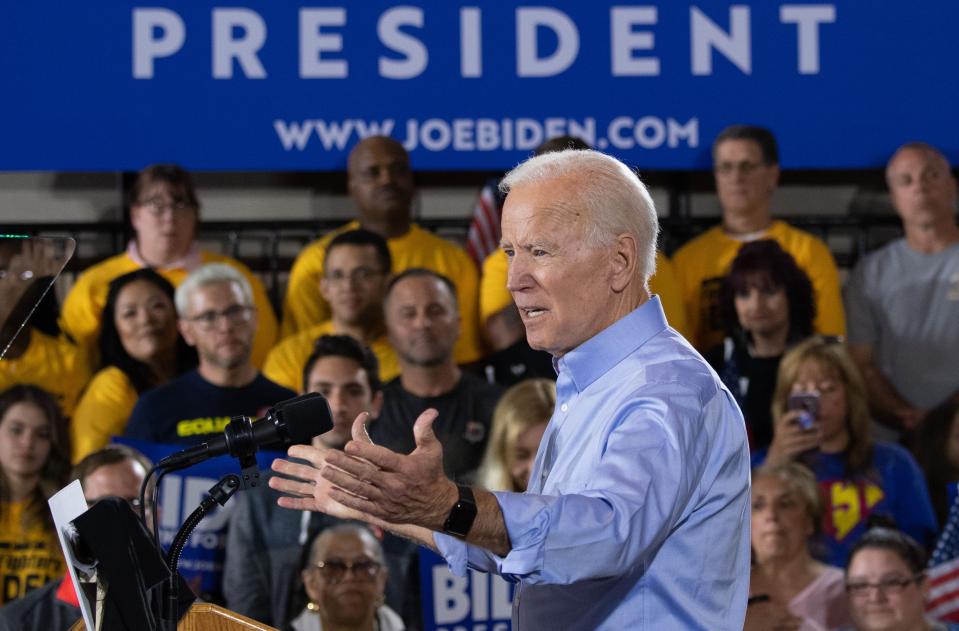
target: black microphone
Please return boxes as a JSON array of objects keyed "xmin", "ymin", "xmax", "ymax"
[{"xmin": 157, "ymin": 392, "xmax": 333, "ymax": 470}]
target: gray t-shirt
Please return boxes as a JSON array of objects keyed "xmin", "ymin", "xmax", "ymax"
[{"xmin": 845, "ymin": 238, "xmax": 959, "ymax": 409}]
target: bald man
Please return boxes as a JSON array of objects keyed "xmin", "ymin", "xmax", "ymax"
[
  {"xmin": 281, "ymin": 136, "xmax": 483, "ymax": 363},
  {"xmin": 846, "ymin": 142, "xmax": 959, "ymax": 430}
]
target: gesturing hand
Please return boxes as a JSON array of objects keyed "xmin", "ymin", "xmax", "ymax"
[
  {"xmin": 322, "ymin": 408, "xmax": 458, "ymax": 532},
  {"xmin": 269, "ymin": 414, "xmax": 375, "ymax": 522}
]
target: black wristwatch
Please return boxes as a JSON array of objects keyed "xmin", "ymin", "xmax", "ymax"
[{"xmin": 442, "ymin": 484, "xmax": 477, "ymax": 538}]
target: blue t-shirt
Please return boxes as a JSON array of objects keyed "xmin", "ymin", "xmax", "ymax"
[
  {"xmin": 124, "ymin": 369, "xmax": 296, "ymax": 446},
  {"xmin": 754, "ymin": 442, "xmax": 938, "ymax": 566}
]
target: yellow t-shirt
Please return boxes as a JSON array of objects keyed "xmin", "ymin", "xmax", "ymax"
[
  {"xmin": 71, "ymin": 366, "xmax": 139, "ymax": 463},
  {"xmin": 281, "ymin": 221, "xmax": 483, "ymax": 363},
  {"xmin": 0, "ymin": 500, "xmax": 64, "ymax": 605},
  {"xmin": 263, "ymin": 321, "xmax": 400, "ymax": 392},
  {"xmin": 671, "ymin": 220, "xmax": 847, "ymax": 351},
  {"xmin": 479, "ymin": 249, "xmax": 692, "ymax": 340},
  {"xmin": 60, "ymin": 251, "xmax": 278, "ymax": 370},
  {"xmin": 0, "ymin": 329, "xmax": 87, "ymax": 416}
]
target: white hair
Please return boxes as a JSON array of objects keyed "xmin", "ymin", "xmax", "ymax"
[
  {"xmin": 499, "ymin": 149, "xmax": 659, "ymax": 283},
  {"xmin": 174, "ymin": 263, "xmax": 253, "ymax": 317}
]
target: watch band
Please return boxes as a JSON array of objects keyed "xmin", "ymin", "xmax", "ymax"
[{"xmin": 442, "ymin": 484, "xmax": 478, "ymax": 538}]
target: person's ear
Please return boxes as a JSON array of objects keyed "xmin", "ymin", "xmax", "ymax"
[
  {"xmin": 608, "ymin": 233, "xmax": 639, "ymax": 294},
  {"xmin": 319, "ymin": 275, "xmax": 332, "ymax": 302},
  {"xmin": 178, "ymin": 319, "xmax": 197, "ymax": 347}
]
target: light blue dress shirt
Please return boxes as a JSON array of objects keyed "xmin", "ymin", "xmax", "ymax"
[{"xmin": 435, "ymin": 296, "xmax": 751, "ymax": 630}]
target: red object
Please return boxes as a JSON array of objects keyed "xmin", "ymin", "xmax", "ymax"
[{"xmin": 55, "ymin": 572, "xmax": 80, "ymax": 608}]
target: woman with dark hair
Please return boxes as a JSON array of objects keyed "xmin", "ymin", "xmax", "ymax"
[
  {"xmin": 0, "ymin": 384, "xmax": 71, "ymax": 604},
  {"xmin": 705, "ymin": 239, "xmax": 816, "ymax": 452},
  {"xmin": 912, "ymin": 401, "xmax": 959, "ymax": 527},
  {"xmin": 844, "ymin": 527, "xmax": 959, "ymax": 630},
  {"xmin": 757, "ymin": 338, "xmax": 938, "ymax": 567},
  {"xmin": 70, "ymin": 268, "xmax": 195, "ymax": 461}
]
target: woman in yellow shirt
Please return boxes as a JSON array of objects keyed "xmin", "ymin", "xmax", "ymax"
[
  {"xmin": 71, "ymin": 269, "xmax": 196, "ymax": 462},
  {"xmin": 0, "ymin": 384, "xmax": 71, "ymax": 604}
]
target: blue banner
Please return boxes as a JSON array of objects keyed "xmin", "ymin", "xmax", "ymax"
[
  {"xmin": 117, "ymin": 437, "xmax": 283, "ymax": 602},
  {"xmin": 1, "ymin": 2, "xmax": 957, "ymax": 171},
  {"xmin": 419, "ymin": 548, "xmax": 514, "ymax": 631}
]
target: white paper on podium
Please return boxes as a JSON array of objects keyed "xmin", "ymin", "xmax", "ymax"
[{"xmin": 48, "ymin": 480, "xmax": 96, "ymax": 631}]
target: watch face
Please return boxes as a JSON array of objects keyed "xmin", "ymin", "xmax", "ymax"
[{"xmin": 444, "ymin": 485, "xmax": 478, "ymax": 538}]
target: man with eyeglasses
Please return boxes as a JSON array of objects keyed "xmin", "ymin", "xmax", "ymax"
[
  {"xmin": 281, "ymin": 136, "xmax": 483, "ymax": 365},
  {"xmin": 124, "ymin": 263, "xmax": 294, "ymax": 445},
  {"xmin": 264, "ymin": 230, "xmax": 400, "ymax": 393},
  {"xmin": 61, "ymin": 164, "xmax": 278, "ymax": 372},
  {"xmin": 672, "ymin": 125, "xmax": 845, "ymax": 351},
  {"xmin": 0, "ymin": 444, "xmax": 151, "ymax": 631}
]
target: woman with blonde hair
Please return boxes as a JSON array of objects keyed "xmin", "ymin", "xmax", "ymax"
[
  {"xmin": 745, "ymin": 461, "xmax": 851, "ymax": 630},
  {"xmin": 757, "ymin": 337, "xmax": 937, "ymax": 567},
  {"xmin": 478, "ymin": 378, "xmax": 556, "ymax": 492}
]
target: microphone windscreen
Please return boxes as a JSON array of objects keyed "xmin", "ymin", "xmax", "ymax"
[{"xmin": 277, "ymin": 393, "xmax": 334, "ymax": 443}]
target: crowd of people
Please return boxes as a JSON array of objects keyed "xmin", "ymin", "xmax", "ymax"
[{"xmin": 0, "ymin": 125, "xmax": 956, "ymax": 630}]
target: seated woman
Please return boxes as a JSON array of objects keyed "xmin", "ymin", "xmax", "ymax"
[
  {"xmin": 844, "ymin": 526, "xmax": 959, "ymax": 631},
  {"xmin": 705, "ymin": 239, "xmax": 815, "ymax": 452},
  {"xmin": 477, "ymin": 378, "xmax": 556, "ymax": 492},
  {"xmin": 0, "ymin": 385, "xmax": 71, "ymax": 605},
  {"xmin": 287, "ymin": 523, "xmax": 404, "ymax": 631},
  {"xmin": 913, "ymin": 401, "xmax": 959, "ymax": 527},
  {"xmin": 745, "ymin": 461, "xmax": 851, "ymax": 631},
  {"xmin": 758, "ymin": 337, "xmax": 938, "ymax": 567},
  {"xmin": 70, "ymin": 268, "xmax": 195, "ymax": 461}
]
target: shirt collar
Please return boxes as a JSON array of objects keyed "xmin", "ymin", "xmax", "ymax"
[
  {"xmin": 127, "ymin": 240, "xmax": 202, "ymax": 271},
  {"xmin": 554, "ymin": 295, "xmax": 667, "ymax": 393}
]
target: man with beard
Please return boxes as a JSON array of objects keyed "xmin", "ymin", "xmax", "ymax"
[
  {"xmin": 369, "ymin": 269, "xmax": 502, "ymax": 481},
  {"xmin": 124, "ymin": 263, "xmax": 294, "ymax": 445},
  {"xmin": 264, "ymin": 229, "xmax": 399, "ymax": 392},
  {"xmin": 281, "ymin": 136, "xmax": 482, "ymax": 364}
]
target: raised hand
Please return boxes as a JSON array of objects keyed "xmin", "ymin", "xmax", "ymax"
[
  {"xmin": 269, "ymin": 413, "xmax": 373, "ymax": 521},
  {"xmin": 322, "ymin": 408, "xmax": 458, "ymax": 531}
]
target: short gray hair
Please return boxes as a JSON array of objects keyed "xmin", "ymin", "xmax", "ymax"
[
  {"xmin": 174, "ymin": 263, "xmax": 253, "ymax": 317},
  {"xmin": 499, "ymin": 149, "xmax": 659, "ymax": 283}
]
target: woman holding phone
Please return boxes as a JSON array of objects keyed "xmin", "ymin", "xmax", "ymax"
[{"xmin": 756, "ymin": 337, "xmax": 938, "ymax": 567}]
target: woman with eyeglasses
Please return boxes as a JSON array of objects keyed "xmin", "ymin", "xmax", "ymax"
[
  {"xmin": 745, "ymin": 461, "xmax": 851, "ymax": 631},
  {"xmin": 287, "ymin": 523, "xmax": 404, "ymax": 631},
  {"xmin": 0, "ymin": 385, "xmax": 71, "ymax": 605},
  {"xmin": 843, "ymin": 527, "xmax": 959, "ymax": 631},
  {"xmin": 71, "ymin": 268, "xmax": 196, "ymax": 462},
  {"xmin": 756, "ymin": 337, "xmax": 938, "ymax": 568},
  {"xmin": 59, "ymin": 164, "xmax": 278, "ymax": 373}
]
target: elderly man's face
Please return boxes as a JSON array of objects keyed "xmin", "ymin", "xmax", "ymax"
[{"xmin": 501, "ymin": 177, "xmax": 617, "ymax": 357}]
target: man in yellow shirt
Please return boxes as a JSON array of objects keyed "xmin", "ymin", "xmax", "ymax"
[
  {"xmin": 672, "ymin": 125, "xmax": 845, "ymax": 350},
  {"xmin": 281, "ymin": 136, "xmax": 482, "ymax": 363},
  {"xmin": 60, "ymin": 164, "xmax": 277, "ymax": 370},
  {"xmin": 264, "ymin": 229, "xmax": 399, "ymax": 392}
]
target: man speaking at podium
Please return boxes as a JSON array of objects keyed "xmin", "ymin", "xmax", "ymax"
[{"xmin": 271, "ymin": 150, "xmax": 751, "ymax": 630}]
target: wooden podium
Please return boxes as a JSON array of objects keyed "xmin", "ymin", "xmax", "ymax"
[{"xmin": 69, "ymin": 603, "xmax": 278, "ymax": 631}]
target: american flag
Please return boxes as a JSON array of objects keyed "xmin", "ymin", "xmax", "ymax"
[
  {"xmin": 927, "ymin": 486, "xmax": 959, "ymax": 621},
  {"xmin": 464, "ymin": 178, "xmax": 505, "ymax": 269}
]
